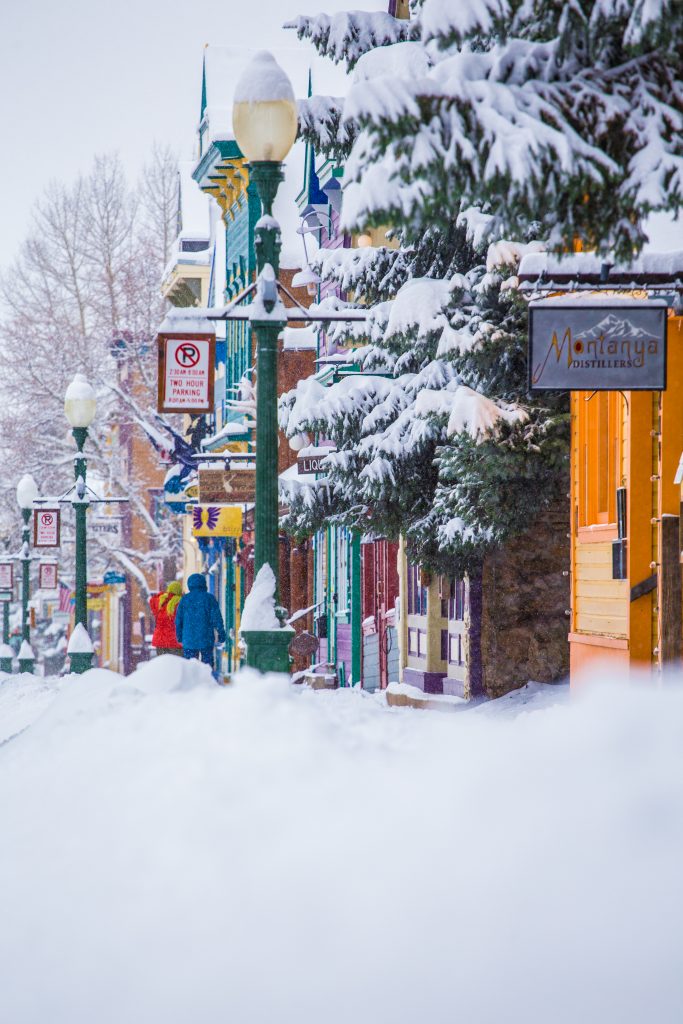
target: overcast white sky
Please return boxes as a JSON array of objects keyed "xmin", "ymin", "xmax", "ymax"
[
  {"xmin": 0, "ymin": 0, "xmax": 678, "ymax": 266},
  {"xmin": 0, "ymin": 0, "xmax": 382, "ymax": 268}
]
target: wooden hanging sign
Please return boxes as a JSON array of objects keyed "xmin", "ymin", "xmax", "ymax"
[{"xmin": 198, "ymin": 468, "xmax": 256, "ymax": 505}]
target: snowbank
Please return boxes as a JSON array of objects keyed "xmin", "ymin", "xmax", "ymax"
[
  {"xmin": 239, "ymin": 564, "xmax": 281, "ymax": 631},
  {"xmin": 1, "ymin": 665, "xmax": 682, "ymax": 1022}
]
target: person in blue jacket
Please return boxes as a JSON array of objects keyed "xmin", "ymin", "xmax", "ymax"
[{"xmin": 175, "ymin": 573, "xmax": 226, "ymax": 670}]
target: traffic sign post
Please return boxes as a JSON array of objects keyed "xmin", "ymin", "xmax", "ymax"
[
  {"xmin": 33, "ymin": 508, "xmax": 61, "ymax": 548},
  {"xmin": 38, "ymin": 562, "xmax": 58, "ymax": 590},
  {"xmin": 157, "ymin": 332, "xmax": 216, "ymax": 414}
]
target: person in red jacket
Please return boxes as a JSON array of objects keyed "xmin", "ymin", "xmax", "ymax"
[{"xmin": 149, "ymin": 581, "xmax": 183, "ymax": 656}]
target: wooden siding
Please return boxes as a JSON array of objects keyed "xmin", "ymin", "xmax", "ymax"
[{"xmin": 575, "ymin": 540, "xmax": 628, "ymax": 637}]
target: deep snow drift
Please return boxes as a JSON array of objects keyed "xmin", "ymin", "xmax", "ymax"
[{"xmin": 1, "ymin": 658, "xmax": 682, "ymax": 1023}]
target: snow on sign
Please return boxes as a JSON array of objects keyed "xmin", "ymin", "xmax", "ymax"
[
  {"xmin": 529, "ymin": 300, "xmax": 667, "ymax": 392},
  {"xmin": 158, "ymin": 332, "xmax": 215, "ymax": 414},
  {"xmin": 33, "ymin": 508, "xmax": 60, "ymax": 548}
]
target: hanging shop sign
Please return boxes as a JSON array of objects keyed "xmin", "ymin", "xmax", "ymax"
[
  {"xmin": 38, "ymin": 562, "xmax": 59, "ymax": 590},
  {"xmin": 157, "ymin": 332, "xmax": 216, "ymax": 414},
  {"xmin": 198, "ymin": 468, "xmax": 256, "ymax": 505},
  {"xmin": 297, "ymin": 446, "xmax": 335, "ymax": 475},
  {"xmin": 0, "ymin": 563, "xmax": 13, "ymax": 589},
  {"xmin": 90, "ymin": 515, "xmax": 124, "ymax": 547},
  {"xmin": 191, "ymin": 505, "xmax": 243, "ymax": 538},
  {"xmin": 289, "ymin": 631, "xmax": 320, "ymax": 658},
  {"xmin": 103, "ymin": 570, "xmax": 126, "ymax": 586},
  {"xmin": 33, "ymin": 508, "xmax": 61, "ymax": 548},
  {"xmin": 529, "ymin": 300, "xmax": 667, "ymax": 392}
]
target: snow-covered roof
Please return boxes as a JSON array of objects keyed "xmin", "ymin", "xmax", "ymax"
[
  {"xmin": 281, "ymin": 325, "xmax": 317, "ymax": 351},
  {"xmin": 201, "ymin": 420, "xmax": 252, "ymax": 448},
  {"xmin": 519, "ymin": 250, "xmax": 683, "ymax": 284}
]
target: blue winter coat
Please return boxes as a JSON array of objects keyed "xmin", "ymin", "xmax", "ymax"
[{"xmin": 175, "ymin": 574, "xmax": 226, "ymax": 650}]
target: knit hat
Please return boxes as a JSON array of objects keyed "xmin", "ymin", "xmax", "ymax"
[{"xmin": 159, "ymin": 580, "xmax": 183, "ymax": 615}]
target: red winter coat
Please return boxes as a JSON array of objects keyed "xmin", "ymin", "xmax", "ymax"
[{"xmin": 149, "ymin": 593, "xmax": 182, "ymax": 650}]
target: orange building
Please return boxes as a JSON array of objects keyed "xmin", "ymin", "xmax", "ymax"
[{"xmin": 520, "ymin": 253, "xmax": 683, "ymax": 684}]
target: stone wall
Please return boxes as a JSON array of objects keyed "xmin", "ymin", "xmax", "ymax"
[{"xmin": 480, "ymin": 505, "xmax": 570, "ymax": 698}]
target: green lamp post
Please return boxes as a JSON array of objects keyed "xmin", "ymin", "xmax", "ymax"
[
  {"xmin": 16, "ymin": 474, "xmax": 39, "ymax": 673},
  {"xmin": 0, "ymin": 563, "xmax": 12, "ymax": 674},
  {"xmin": 232, "ymin": 51, "xmax": 298, "ymax": 673},
  {"xmin": 64, "ymin": 374, "xmax": 96, "ymax": 674}
]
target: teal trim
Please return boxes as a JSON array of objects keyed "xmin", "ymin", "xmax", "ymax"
[
  {"xmin": 200, "ymin": 53, "xmax": 207, "ymax": 122},
  {"xmin": 247, "ymin": 180, "xmax": 261, "ymax": 278},
  {"xmin": 225, "ymin": 538, "xmax": 235, "ymax": 672},
  {"xmin": 327, "ymin": 526, "xmax": 336, "ymax": 666},
  {"xmin": 192, "ymin": 139, "xmax": 243, "ymax": 190},
  {"xmin": 351, "ymin": 530, "xmax": 361, "ymax": 685}
]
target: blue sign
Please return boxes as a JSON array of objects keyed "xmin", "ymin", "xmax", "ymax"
[{"xmin": 103, "ymin": 571, "xmax": 126, "ymax": 585}]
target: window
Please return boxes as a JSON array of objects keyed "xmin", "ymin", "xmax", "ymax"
[
  {"xmin": 336, "ymin": 528, "xmax": 350, "ymax": 617},
  {"xmin": 180, "ymin": 238, "xmax": 209, "ymax": 253},
  {"xmin": 579, "ymin": 391, "xmax": 622, "ymax": 526},
  {"xmin": 449, "ymin": 634, "xmax": 465, "ymax": 666},
  {"xmin": 407, "ymin": 563, "xmax": 427, "ymax": 616},
  {"xmin": 448, "ymin": 579, "xmax": 466, "ymax": 621}
]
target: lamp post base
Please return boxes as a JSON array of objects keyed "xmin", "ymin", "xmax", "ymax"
[
  {"xmin": 70, "ymin": 651, "xmax": 94, "ymax": 675},
  {"xmin": 18, "ymin": 656, "xmax": 34, "ymax": 675},
  {"xmin": 242, "ymin": 628, "xmax": 294, "ymax": 674},
  {"xmin": 1, "ymin": 655, "xmax": 14, "ymax": 674}
]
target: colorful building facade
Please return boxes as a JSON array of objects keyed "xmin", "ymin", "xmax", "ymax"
[{"xmin": 519, "ymin": 252, "xmax": 683, "ymax": 685}]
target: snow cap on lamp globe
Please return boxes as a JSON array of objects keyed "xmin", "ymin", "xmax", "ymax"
[
  {"xmin": 232, "ymin": 51, "xmax": 297, "ymax": 163},
  {"xmin": 16, "ymin": 473, "xmax": 39, "ymax": 510},
  {"xmin": 64, "ymin": 373, "xmax": 96, "ymax": 429}
]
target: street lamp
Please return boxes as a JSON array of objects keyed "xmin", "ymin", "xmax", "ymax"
[
  {"xmin": 232, "ymin": 51, "xmax": 297, "ymax": 673},
  {"xmin": 16, "ymin": 473, "xmax": 39, "ymax": 673},
  {"xmin": 64, "ymin": 373, "xmax": 96, "ymax": 674},
  {"xmin": 0, "ymin": 542, "xmax": 14, "ymax": 674}
]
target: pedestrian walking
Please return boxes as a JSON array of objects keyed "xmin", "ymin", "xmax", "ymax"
[
  {"xmin": 175, "ymin": 573, "xmax": 226, "ymax": 673},
  {"xmin": 149, "ymin": 581, "xmax": 184, "ymax": 656}
]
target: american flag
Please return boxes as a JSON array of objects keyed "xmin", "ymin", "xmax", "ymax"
[{"xmin": 58, "ymin": 582, "xmax": 73, "ymax": 614}]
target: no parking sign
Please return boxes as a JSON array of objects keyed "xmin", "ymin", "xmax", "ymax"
[
  {"xmin": 34, "ymin": 508, "xmax": 61, "ymax": 548},
  {"xmin": 157, "ymin": 332, "xmax": 215, "ymax": 414}
]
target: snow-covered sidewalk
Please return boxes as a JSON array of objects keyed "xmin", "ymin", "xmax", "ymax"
[{"xmin": 1, "ymin": 659, "xmax": 682, "ymax": 1022}]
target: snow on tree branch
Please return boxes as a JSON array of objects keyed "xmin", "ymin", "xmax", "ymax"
[{"xmin": 285, "ymin": 11, "xmax": 418, "ymax": 69}]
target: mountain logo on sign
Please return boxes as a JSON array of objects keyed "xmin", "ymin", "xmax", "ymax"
[{"xmin": 582, "ymin": 314, "xmax": 656, "ymax": 341}]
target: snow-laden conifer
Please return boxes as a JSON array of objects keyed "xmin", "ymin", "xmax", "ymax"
[{"xmin": 280, "ymin": 0, "xmax": 680, "ymax": 571}]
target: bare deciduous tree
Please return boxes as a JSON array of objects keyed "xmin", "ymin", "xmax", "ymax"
[{"xmin": 0, "ymin": 147, "xmax": 183, "ymax": 599}]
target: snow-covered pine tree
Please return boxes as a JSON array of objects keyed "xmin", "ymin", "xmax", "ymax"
[
  {"xmin": 339, "ymin": 0, "xmax": 683, "ymax": 260},
  {"xmin": 281, "ymin": 4, "xmax": 575, "ymax": 574}
]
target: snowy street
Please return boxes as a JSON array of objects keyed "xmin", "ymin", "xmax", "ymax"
[
  {"xmin": 1, "ymin": 2, "xmax": 683, "ymax": 1019},
  {"xmin": 1, "ymin": 662, "xmax": 682, "ymax": 1022}
]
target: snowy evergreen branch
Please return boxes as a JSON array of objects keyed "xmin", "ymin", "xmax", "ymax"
[{"xmin": 285, "ymin": 10, "xmax": 418, "ymax": 69}]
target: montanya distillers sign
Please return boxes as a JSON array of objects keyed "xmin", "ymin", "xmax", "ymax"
[{"xmin": 529, "ymin": 299, "xmax": 667, "ymax": 392}]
